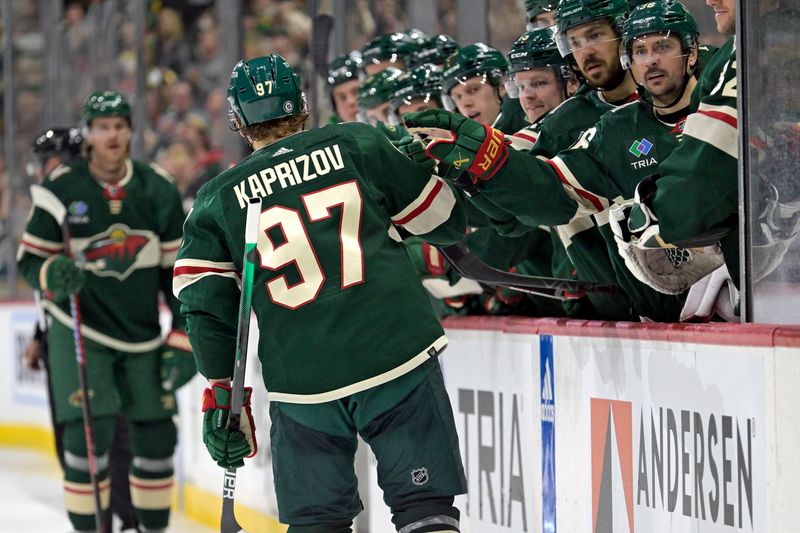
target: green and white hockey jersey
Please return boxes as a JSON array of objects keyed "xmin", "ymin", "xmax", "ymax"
[
  {"xmin": 174, "ymin": 122, "xmax": 466, "ymax": 404},
  {"xmin": 475, "ymin": 101, "xmax": 692, "ymax": 321},
  {"xmin": 501, "ymin": 86, "xmax": 639, "ymax": 321},
  {"xmin": 17, "ymin": 159, "xmax": 186, "ymax": 351},
  {"xmin": 654, "ymin": 37, "xmax": 739, "ymax": 278}
]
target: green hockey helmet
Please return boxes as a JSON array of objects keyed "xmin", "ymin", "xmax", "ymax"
[
  {"xmin": 505, "ymin": 28, "xmax": 572, "ymax": 98},
  {"xmin": 327, "ymin": 51, "xmax": 363, "ymax": 88},
  {"xmin": 357, "ymin": 67, "xmax": 404, "ymax": 110},
  {"xmin": 554, "ymin": 0, "xmax": 629, "ymax": 56},
  {"xmin": 525, "ymin": 1, "xmax": 557, "ymax": 29},
  {"xmin": 81, "ymin": 90, "xmax": 131, "ymax": 125},
  {"xmin": 389, "ymin": 63, "xmax": 443, "ymax": 115},
  {"xmin": 227, "ymin": 54, "xmax": 305, "ymax": 129},
  {"xmin": 621, "ymin": 0, "xmax": 699, "ymax": 68},
  {"xmin": 405, "ymin": 28, "xmax": 430, "ymax": 47},
  {"xmin": 508, "ymin": 28, "xmax": 568, "ymax": 74},
  {"xmin": 441, "ymin": 43, "xmax": 508, "ymax": 96},
  {"xmin": 407, "ymin": 34, "xmax": 459, "ymax": 69},
  {"xmin": 360, "ymin": 32, "xmax": 419, "ymax": 70}
]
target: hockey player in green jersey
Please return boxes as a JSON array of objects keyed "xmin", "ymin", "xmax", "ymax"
[
  {"xmin": 22, "ymin": 126, "xmax": 141, "ymax": 532},
  {"xmin": 483, "ymin": 0, "xmax": 641, "ymax": 321},
  {"xmin": 634, "ymin": 0, "xmax": 741, "ymax": 282},
  {"xmin": 441, "ymin": 43, "xmax": 528, "ymax": 135},
  {"xmin": 405, "ymin": 0, "xmax": 712, "ymax": 322},
  {"xmin": 326, "ymin": 50, "xmax": 362, "ymax": 123},
  {"xmin": 175, "ymin": 54, "xmax": 467, "ymax": 533},
  {"xmin": 17, "ymin": 91, "xmax": 194, "ymax": 532}
]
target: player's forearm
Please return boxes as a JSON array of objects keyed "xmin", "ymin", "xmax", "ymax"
[
  {"xmin": 186, "ymin": 312, "xmax": 237, "ymax": 380},
  {"xmin": 475, "ymin": 149, "xmax": 579, "ymax": 227},
  {"xmin": 18, "ymin": 254, "xmax": 47, "ymax": 292}
]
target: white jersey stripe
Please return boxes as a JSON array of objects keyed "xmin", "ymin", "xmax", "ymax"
[
  {"xmin": 173, "ymin": 258, "xmax": 240, "ymax": 298},
  {"xmin": 268, "ymin": 335, "xmax": 448, "ymax": 403},
  {"xmin": 391, "ymin": 176, "xmax": 457, "ymax": 235},
  {"xmin": 44, "ymin": 301, "xmax": 163, "ymax": 352},
  {"xmin": 682, "ymin": 110, "xmax": 738, "ymax": 159},
  {"xmin": 391, "ymin": 176, "xmax": 439, "ymax": 222},
  {"xmin": 548, "ymin": 156, "xmax": 608, "ymax": 216},
  {"xmin": 30, "ymin": 184, "xmax": 67, "ymax": 224}
]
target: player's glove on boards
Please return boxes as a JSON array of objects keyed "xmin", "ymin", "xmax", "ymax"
[
  {"xmin": 202, "ymin": 383, "xmax": 257, "ymax": 468},
  {"xmin": 393, "ymin": 136, "xmax": 438, "ymax": 174},
  {"xmin": 159, "ymin": 330, "xmax": 197, "ymax": 391},
  {"xmin": 403, "ymin": 109, "xmax": 510, "ymax": 182},
  {"xmin": 40, "ymin": 254, "xmax": 84, "ymax": 301}
]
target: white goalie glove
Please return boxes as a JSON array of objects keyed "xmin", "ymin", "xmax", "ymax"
[{"xmin": 609, "ymin": 181, "xmax": 725, "ymax": 295}]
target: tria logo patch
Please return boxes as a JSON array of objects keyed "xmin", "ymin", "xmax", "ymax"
[
  {"xmin": 591, "ymin": 398, "xmax": 634, "ymax": 533},
  {"xmin": 68, "ymin": 201, "xmax": 90, "ymax": 224},
  {"xmin": 80, "ymin": 224, "xmax": 154, "ymax": 280},
  {"xmin": 411, "ymin": 467, "xmax": 429, "ymax": 486},
  {"xmin": 627, "ymin": 138, "xmax": 658, "ymax": 170},
  {"xmin": 628, "ymin": 139, "xmax": 653, "ymax": 158}
]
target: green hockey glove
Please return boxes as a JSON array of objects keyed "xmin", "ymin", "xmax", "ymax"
[
  {"xmin": 201, "ymin": 383, "xmax": 257, "ymax": 469},
  {"xmin": 403, "ymin": 109, "xmax": 510, "ymax": 182},
  {"xmin": 41, "ymin": 254, "xmax": 84, "ymax": 301},
  {"xmin": 159, "ymin": 330, "xmax": 197, "ymax": 391},
  {"xmin": 392, "ymin": 135, "xmax": 438, "ymax": 174}
]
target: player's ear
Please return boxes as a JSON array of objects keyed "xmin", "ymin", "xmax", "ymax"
[{"xmin": 687, "ymin": 46, "xmax": 699, "ymax": 74}]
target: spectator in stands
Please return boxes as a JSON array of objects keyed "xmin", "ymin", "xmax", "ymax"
[{"xmin": 154, "ymin": 7, "xmax": 192, "ymax": 77}]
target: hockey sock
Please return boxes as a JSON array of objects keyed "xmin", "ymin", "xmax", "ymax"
[
  {"xmin": 62, "ymin": 417, "xmax": 116, "ymax": 531},
  {"xmin": 128, "ymin": 418, "xmax": 177, "ymax": 530}
]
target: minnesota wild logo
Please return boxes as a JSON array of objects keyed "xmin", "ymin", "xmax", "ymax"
[{"xmin": 80, "ymin": 224, "xmax": 155, "ymax": 280}]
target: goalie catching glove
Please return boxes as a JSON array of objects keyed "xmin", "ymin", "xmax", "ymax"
[
  {"xmin": 609, "ymin": 176, "xmax": 724, "ymax": 295},
  {"xmin": 202, "ymin": 383, "xmax": 257, "ymax": 468},
  {"xmin": 403, "ymin": 109, "xmax": 510, "ymax": 183},
  {"xmin": 159, "ymin": 330, "xmax": 197, "ymax": 391}
]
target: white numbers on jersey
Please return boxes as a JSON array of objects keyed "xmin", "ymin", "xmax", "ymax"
[
  {"xmin": 258, "ymin": 181, "xmax": 364, "ymax": 309},
  {"xmin": 711, "ymin": 59, "xmax": 737, "ymax": 98},
  {"xmin": 572, "ymin": 127, "xmax": 598, "ymax": 150}
]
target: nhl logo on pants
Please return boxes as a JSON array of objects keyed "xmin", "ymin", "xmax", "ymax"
[{"xmin": 411, "ymin": 467, "xmax": 429, "ymax": 486}]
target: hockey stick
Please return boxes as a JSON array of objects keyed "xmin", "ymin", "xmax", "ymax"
[
  {"xmin": 437, "ymin": 242, "xmax": 622, "ymax": 298},
  {"xmin": 56, "ymin": 209, "xmax": 105, "ymax": 533},
  {"xmin": 220, "ymin": 196, "xmax": 262, "ymax": 533}
]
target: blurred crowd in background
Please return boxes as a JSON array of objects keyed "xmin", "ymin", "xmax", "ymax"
[{"xmin": 0, "ymin": 0, "xmax": 724, "ymax": 294}]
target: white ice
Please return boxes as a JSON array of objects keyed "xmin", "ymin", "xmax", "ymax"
[{"xmin": 0, "ymin": 447, "xmax": 214, "ymax": 533}]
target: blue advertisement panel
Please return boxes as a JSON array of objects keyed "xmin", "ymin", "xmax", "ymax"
[{"xmin": 540, "ymin": 334, "xmax": 556, "ymax": 533}]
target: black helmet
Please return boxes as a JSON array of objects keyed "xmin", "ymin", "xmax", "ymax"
[{"xmin": 27, "ymin": 127, "xmax": 83, "ymax": 177}]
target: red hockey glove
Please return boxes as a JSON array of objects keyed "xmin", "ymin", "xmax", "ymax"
[{"xmin": 202, "ymin": 383, "xmax": 257, "ymax": 468}]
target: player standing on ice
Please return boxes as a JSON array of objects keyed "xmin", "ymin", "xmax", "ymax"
[
  {"xmin": 174, "ymin": 53, "xmax": 468, "ymax": 533},
  {"xmin": 17, "ymin": 91, "xmax": 194, "ymax": 533}
]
